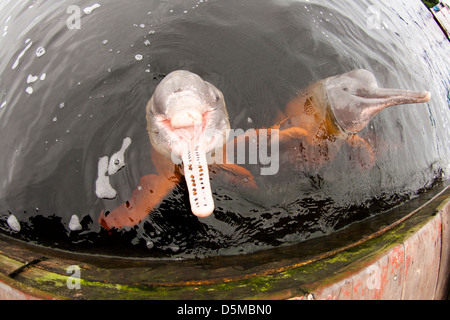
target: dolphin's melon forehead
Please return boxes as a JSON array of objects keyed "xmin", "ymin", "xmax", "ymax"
[{"xmin": 152, "ymin": 71, "xmax": 209, "ymax": 112}]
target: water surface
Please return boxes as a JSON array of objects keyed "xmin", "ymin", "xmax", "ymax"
[{"xmin": 0, "ymin": 0, "xmax": 449, "ymax": 258}]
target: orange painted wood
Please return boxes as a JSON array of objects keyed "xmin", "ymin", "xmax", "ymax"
[
  {"xmin": 402, "ymin": 215, "xmax": 441, "ymax": 299},
  {"xmin": 436, "ymin": 202, "xmax": 450, "ymax": 299},
  {"xmin": 310, "ymin": 207, "xmax": 449, "ymax": 300}
]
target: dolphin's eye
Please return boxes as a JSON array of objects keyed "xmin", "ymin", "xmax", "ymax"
[
  {"xmin": 343, "ymin": 87, "xmax": 348, "ymax": 92},
  {"xmin": 215, "ymin": 95, "xmax": 220, "ymax": 102}
]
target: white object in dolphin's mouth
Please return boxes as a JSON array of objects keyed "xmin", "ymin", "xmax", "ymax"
[
  {"xmin": 181, "ymin": 139, "xmax": 215, "ymax": 217},
  {"xmin": 155, "ymin": 110, "xmax": 218, "ymax": 217},
  {"xmin": 156, "ymin": 109, "xmax": 217, "ymax": 158}
]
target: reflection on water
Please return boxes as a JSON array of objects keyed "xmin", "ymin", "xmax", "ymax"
[{"xmin": 0, "ymin": 0, "xmax": 448, "ymax": 258}]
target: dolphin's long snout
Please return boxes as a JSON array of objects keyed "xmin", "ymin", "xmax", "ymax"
[{"xmin": 327, "ymin": 69, "xmax": 432, "ymax": 133}]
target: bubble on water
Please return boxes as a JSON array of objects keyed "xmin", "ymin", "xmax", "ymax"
[
  {"xmin": 148, "ymin": 30, "xmax": 156, "ymax": 35},
  {"xmin": 35, "ymin": 46, "xmax": 46, "ymax": 57},
  {"xmin": 108, "ymin": 137, "xmax": 132, "ymax": 175},
  {"xmin": 7, "ymin": 215, "xmax": 20, "ymax": 232},
  {"xmin": 146, "ymin": 241, "xmax": 154, "ymax": 249},
  {"xmin": 25, "ymin": 87, "xmax": 33, "ymax": 94},
  {"xmin": 184, "ymin": 10, "xmax": 188, "ymax": 13},
  {"xmin": 140, "ymin": 24, "xmax": 145, "ymax": 28},
  {"xmin": 144, "ymin": 39, "xmax": 151, "ymax": 46},
  {"xmin": 40, "ymin": 73, "xmax": 46, "ymax": 81},
  {"xmin": 12, "ymin": 40, "xmax": 33, "ymax": 69},
  {"xmin": 247, "ymin": 117, "xmax": 253, "ymax": 124},
  {"xmin": 135, "ymin": 54, "xmax": 143, "ymax": 61},
  {"xmin": 59, "ymin": 102, "xmax": 65, "ymax": 109},
  {"xmin": 145, "ymin": 69, "xmax": 151, "ymax": 73},
  {"xmin": 69, "ymin": 215, "xmax": 82, "ymax": 231},
  {"xmin": 95, "ymin": 156, "xmax": 117, "ymax": 199},
  {"xmin": 27, "ymin": 74, "xmax": 38, "ymax": 83},
  {"xmin": 0, "ymin": 101, "xmax": 6, "ymax": 109},
  {"xmin": 84, "ymin": 3, "xmax": 101, "ymax": 14},
  {"xmin": 102, "ymin": 39, "xmax": 109, "ymax": 45},
  {"xmin": 52, "ymin": 116, "xmax": 57, "ymax": 122}
]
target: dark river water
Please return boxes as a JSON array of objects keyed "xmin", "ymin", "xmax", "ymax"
[{"xmin": 0, "ymin": 0, "xmax": 449, "ymax": 259}]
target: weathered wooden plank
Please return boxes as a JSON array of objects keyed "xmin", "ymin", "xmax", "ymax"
[
  {"xmin": 350, "ymin": 246, "xmax": 404, "ymax": 300},
  {"xmin": 313, "ymin": 279, "xmax": 353, "ymax": 300},
  {"xmin": 0, "ymin": 188, "xmax": 447, "ymax": 300},
  {"xmin": 435, "ymin": 198, "xmax": 450, "ymax": 299},
  {"xmin": 379, "ymin": 244, "xmax": 405, "ymax": 299},
  {"xmin": 401, "ymin": 214, "xmax": 441, "ymax": 300},
  {"xmin": 0, "ymin": 272, "xmax": 53, "ymax": 300},
  {"xmin": 0, "ymin": 280, "xmax": 38, "ymax": 300}
]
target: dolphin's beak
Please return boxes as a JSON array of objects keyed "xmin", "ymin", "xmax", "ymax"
[
  {"xmin": 169, "ymin": 110, "xmax": 215, "ymax": 218},
  {"xmin": 333, "ymin": 86, "xmax": 431, "ymax": 133},
  {"xmin": 356, "ymin": 87, "xmax": 431, "ymax": 109}
]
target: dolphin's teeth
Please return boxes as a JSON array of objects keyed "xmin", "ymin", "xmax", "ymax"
[{"xmin": 181, "ymin": 141, "xmax": 214, "ymax": 218}]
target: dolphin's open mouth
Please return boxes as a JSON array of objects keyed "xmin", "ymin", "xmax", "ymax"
[{"xmin": 157, "ymin": 110, "xmax": 215, "ymax": 218}]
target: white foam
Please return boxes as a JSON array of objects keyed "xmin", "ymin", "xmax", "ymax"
[
  {"xmin": 108, "ymin": 137, "xmax": 132, "ymax": 175},
  {"xmin": 135, "ymin": 54, "xmax": 143, "ymax": 61},
  {"xmin": 40, "ymin": 73, "xmax": 46, "ymax": 81},
  {"xmin": 25, "ymin": 87, "xmax": 33, "ymax": 94},
  {"xmin": 7, "ymin": 215, "xmax": 20, "ymax": 232},
  {"xmin": 146, "ymin": 240, "xmax": 154, "ymax": 249},
  {"xmin": 35, "ymin": 46, "xmax": 45, "ymax": 57},
  {"xmin": 12, "ymin": 40, "xmax": 33, "ymax": 69},
  {"xmin": 0, "ymin": 101, "xmax": 6, "ymax": 109},
  {"xmin": 84, "ymin": 3, "xmax": 101, "ymax": 14},
  {"xmin": 27, "ymin": 74, "xmax": 38, "ymax": 83},
  {"xmin": 69, "ymin": 215, "xmax": 82, "ymax": 231},
  {"xmin": 95, "ymin": 156, "xmax": 117, "ymax": 199}
]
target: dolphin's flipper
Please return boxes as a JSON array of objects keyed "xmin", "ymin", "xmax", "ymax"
[
  {"xmin": 345, "ymin": 135, "xmax": 376, "ymax": 170},
  {"xmin": 98, "ymin": 150, "xmax": 179, "ymax": 230},
  {"xmin": 211, "ymin": 163, "xmax": 257, "ymax": 189}
]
